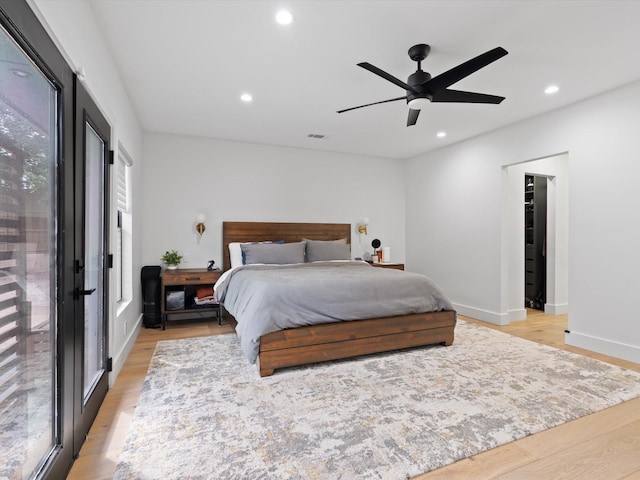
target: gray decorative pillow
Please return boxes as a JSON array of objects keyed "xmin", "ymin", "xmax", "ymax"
[
  {"xmin": 241, "ymin": 241, "xmax": 305, "ymax": 265},
  {"xmin": 305, "ymin": 240, "xmax": 351, "ymax": 262},
  {"xmin": 302, "ymin": 237, "xmax": 347, "ymax": 245}
]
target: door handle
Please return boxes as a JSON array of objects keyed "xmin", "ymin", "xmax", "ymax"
[{"xmin": 74, "ymin": 287, "xmax": 96, "ymax": 300}]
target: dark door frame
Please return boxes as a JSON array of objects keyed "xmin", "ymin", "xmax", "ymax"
[
  {"xmin": 0, "ymin": 1, "xmax": 110, "ymax": 478},
  {"xmin": 72, "ymin": 77, "xmax": 111, "ymax": 454}
]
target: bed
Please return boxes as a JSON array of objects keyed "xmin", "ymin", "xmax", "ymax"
[{"xmin": 219, "ymin": 221, "xmax": 456, "ymax": 376}]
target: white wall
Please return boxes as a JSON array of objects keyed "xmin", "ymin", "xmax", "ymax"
[
  {"xmin": 405, "ymin": 80, "xmax": 640, "ymax": 363},
  {"xmin": 29, "ymin": 0, "xmax": 144, "ymax": 382},
  {"xmin": 141, "ymin": 133, "xmax": 406, "ymax": 269}
]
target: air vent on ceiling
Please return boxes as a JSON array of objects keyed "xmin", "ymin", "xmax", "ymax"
[{"xmin": 307, "ymin": 134, "xmax": 325, "ymax": 139}]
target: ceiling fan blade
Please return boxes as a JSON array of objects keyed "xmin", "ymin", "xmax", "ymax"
[
  {"xmin": 357, "ymin": 62, "xmax": 417, "ymax": 92},
  {"xmin": 407, "ymin": 108, "xmax": 420, "ymax": 126},
  {"xmin": 432, "ymin": 89, "xmax": 505, "ymax": 104},
  {"xmin": 426, "ymin": 47, "xmax": 508, "ymax": 94},
  {"xmin": 337, "ymin": 96, "xmax": 407, "ymax": 114}
]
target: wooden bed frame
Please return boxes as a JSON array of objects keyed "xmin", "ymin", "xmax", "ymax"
[{"xmin": 222, "ymin": 221, "xmax": 457, "ymax": 376}]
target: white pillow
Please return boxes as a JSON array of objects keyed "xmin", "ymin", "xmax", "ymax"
[{"xmin": 228, "ymin": 242, "xmax": 244, "ymax": 269}]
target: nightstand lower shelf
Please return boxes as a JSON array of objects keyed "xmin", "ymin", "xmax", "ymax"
[{"xmin": 161, "ymin": 268, "xmax": 222, "ymax": 330}]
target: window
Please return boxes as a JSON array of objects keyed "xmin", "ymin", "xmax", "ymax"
[{"xmin": 115, "ymin": 146, "xmax": 132, "ymax": 307}]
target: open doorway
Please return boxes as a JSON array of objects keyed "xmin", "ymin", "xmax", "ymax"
[
  {"xmin": 524, "ymin": 174, "xmax": 547, "ymax": 310},
  {"xmin": 502, "ymin": 153, "xmax": 568, "ymax": 322}
]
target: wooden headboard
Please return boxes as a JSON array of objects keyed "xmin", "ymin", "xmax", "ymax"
[{"xmin": 222, "ymin": 221, "xmax": 352, "ymax": 271}]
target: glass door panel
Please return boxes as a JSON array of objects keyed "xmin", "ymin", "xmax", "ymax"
[
  {"xmin": 0, "ymin": 22, "xmax": 58, "ymax": 480},
  {"xmin": 82, "ymin": 125, "xmax": 104, "ymax": 402}
]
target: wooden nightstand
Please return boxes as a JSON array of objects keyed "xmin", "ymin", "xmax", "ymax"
[
  {"xmin": 161, "ymin": 268, "xmax": 222, "ymax": 330},
  {"xmin": 371, "ymin": 262, "xmax": 405, "ymax": 271}
]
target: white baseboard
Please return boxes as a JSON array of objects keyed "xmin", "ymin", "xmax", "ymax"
[
  {"xmin": 509, "ymin": 309, "xmax": 527, "ymax": 321},
  {"xmin": 544, "ymin": 303, "xmax": 568, "ymax": 315},
  {"xmin": 109, "ymin": 313, "xmax": 142, "ymax": 386},
  {"xmin": 453, "ymin": 305, "xmax": 568, "ymax": 325},
  {"xmin": 566, "ymin": 331, "xmax": 640, "ymax": 364},
  {"xmin": 452, "ymin": 303, "xmax": 510, "ymax": 326}
]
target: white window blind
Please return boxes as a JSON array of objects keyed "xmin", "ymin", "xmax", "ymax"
[
  {"xmin": 116, "ymin": 148, "xmax": 132, "ymax": 305},
  {"xmin": 116, "ymin": 162, "xmax": 129, "ymax": 213}
]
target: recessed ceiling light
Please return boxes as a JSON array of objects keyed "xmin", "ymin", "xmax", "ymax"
[
  {"xmin": 436, "ymin": 131, "xmax": 447, "ymax": 138},
  {"xmin": 240, "ymin": 93, "xmax": 253, "ymax": 103},
  {"xmin": 275, "ymin": 10, "xmax": 293, "ymax": 25},
  {"xmin": 545, "ymin": 85, "xmax": 559, "ymax": 94}
]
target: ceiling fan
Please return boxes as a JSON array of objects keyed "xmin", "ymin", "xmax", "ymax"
[{"xmin": 337, "ymin": 44, "xmax": 508, "ymax": 126}]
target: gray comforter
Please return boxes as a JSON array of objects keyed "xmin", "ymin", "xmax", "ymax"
[{"xmin": 214, "ymin": 261, "xmax": 455, "ymax": 363}]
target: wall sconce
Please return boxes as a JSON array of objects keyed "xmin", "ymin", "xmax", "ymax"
[
  {"xmin": 195, "ymin": 213, "xmax": 206, "ymax": 236},
  {"xmin": 357, "ymin": 217, "xmax": 369, "ymax": 236}
]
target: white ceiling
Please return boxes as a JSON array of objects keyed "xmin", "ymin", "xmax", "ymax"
[{"xmin": 90, "ymin": 0, "xmax": 640, "ymax": 160}]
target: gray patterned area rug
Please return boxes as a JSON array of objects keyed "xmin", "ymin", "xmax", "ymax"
[{"xmin": 114, "ymin": 320, "xmax": 640, "ymax": 480}]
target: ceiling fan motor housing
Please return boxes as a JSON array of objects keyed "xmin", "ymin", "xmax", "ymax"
[{"xmin": 407, "ymin": 70, "xmax": 432, "ymax": 103}]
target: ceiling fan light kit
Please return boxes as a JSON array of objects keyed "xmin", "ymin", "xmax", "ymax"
[
  {"xmin": 407, "ymin": 97, "xmax": 430, "ymax": 110},
  {"xmin": 338, "ymin": 43, "xmax": 508, "ymax": 126}
]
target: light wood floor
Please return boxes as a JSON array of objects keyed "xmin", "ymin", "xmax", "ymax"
[{"xmin": 66, "ymin": 311, "xmax": 640, "ymax": 480}]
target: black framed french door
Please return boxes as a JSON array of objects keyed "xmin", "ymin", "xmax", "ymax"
[
  {"xmin": 0, "ymin": 1, "xmax": 111, "ymax": 478},
  {"xmin": 72, "ymin": 78, "xmax": 111, "ymax": 454}
]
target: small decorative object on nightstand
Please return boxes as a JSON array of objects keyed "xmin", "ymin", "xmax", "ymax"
[
  {"xmin": 370, "ymin": 238, "xmax": 381, "ymax": 263},
  {"xmin": 161, "ymin": 249, "xmax": 183, "ymax": 270}
]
